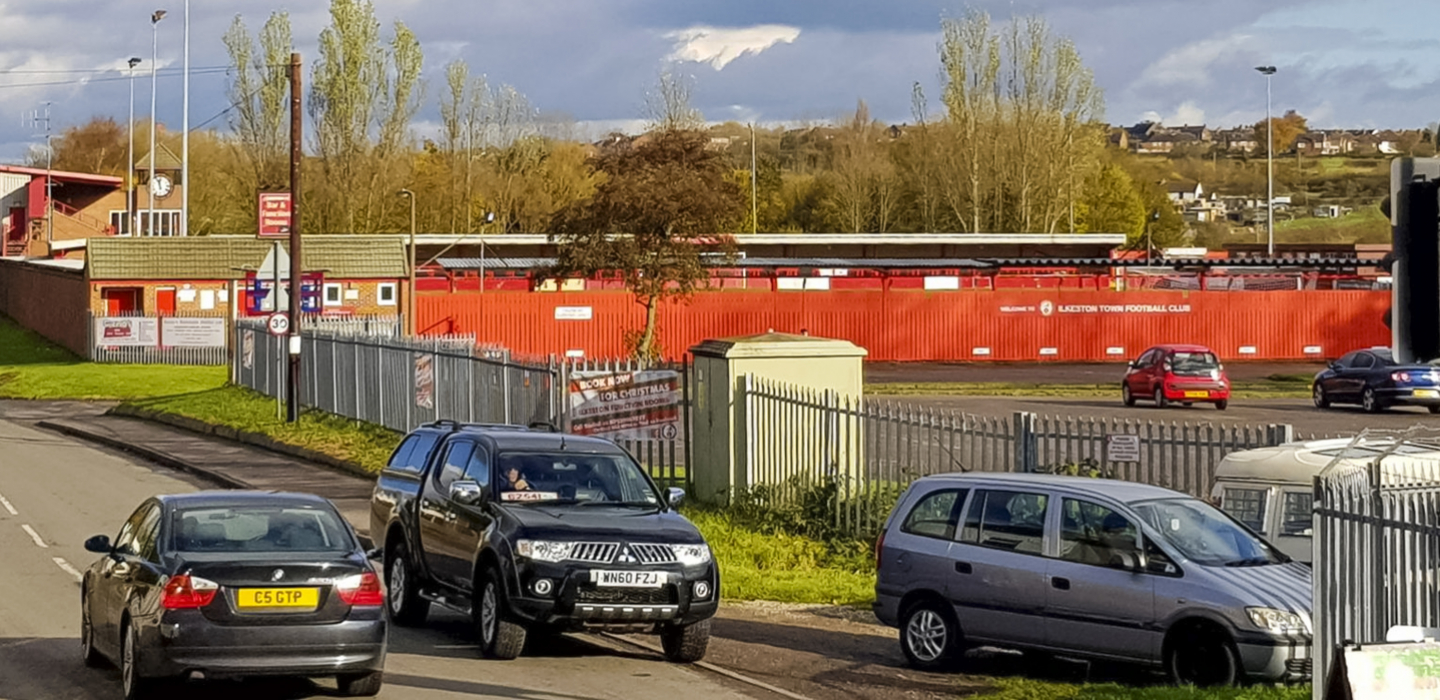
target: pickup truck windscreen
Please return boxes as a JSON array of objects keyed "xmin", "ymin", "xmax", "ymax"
[{"xmin": 494, "ymin": 451, "xmax": 661, "ymax": 507}]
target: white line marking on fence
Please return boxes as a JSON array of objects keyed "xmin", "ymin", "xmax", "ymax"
[
  {"xmin": 0, "ymin": 492, "xmax": 17, "ymax": 516},
  {"xmin": 21, "ymin": 524, "xmax": 48, "ymax": 548},
  {"xmin": 52, "ymin": 557, "xmax": 83, "ymax": 581}
]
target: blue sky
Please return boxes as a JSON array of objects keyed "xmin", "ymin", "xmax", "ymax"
[{"xmin": 2, "ymin": 0, "xmax": 1438, "ymax": 163}]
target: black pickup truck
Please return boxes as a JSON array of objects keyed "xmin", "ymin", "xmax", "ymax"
[{"xmin": 369, "ymin": 421, "xmax": 719, "ymax": 662}]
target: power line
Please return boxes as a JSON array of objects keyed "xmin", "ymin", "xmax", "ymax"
[
  {"xmin": 0, "ymin": 64, "xmax": 232, "ymax": 75},
  {"xmin": 0, "ymin": 68, "xmax": 231, "ymax": 91}
]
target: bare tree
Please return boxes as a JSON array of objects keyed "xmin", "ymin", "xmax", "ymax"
[
  {"xmin": 644, "ymin": 67, "xmax": 704, "ymax": 133},
  {"xmin": 222, "ymin": 12, "xmax": 292, "ymax": 190}
]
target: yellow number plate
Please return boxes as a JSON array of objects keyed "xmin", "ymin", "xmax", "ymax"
[
  {"xmin": 1416, "ymin": 389, "xmax": 1440, "ymax": 399},
  {"xmin": 236, "ymin": 587, "xmax": 319, "ymax": 610},
  {"xmin": 1184, "ymin": 391, "xmax": 1209, "ymax": 398}
]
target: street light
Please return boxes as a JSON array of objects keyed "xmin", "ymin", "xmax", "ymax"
[
  {"xmin": 398, "ymin": 189, "xmax": 416, "ymax": 335},
  {"xmin": 126, "ymin": 57, "xmax": 141, "ymax": 235},
  {"xmin": 181, "ymin": 0, "xmax": 189, "ymax": 236},
  {"xmin": 1256, "ymin": 65, "xmax": 1277, "ymax": 257},
  {"xmin": 148, "ymin": 9, "xmax": 166, "ymax": 236}
]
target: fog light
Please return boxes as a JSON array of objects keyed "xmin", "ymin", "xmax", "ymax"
[
  {"xmin": 532, "ymin": 578, "xmax": 554, "ymax": 596},
  {"xmin": 693, "ymin": 581, "xmax": 711, "ymax": 599}
]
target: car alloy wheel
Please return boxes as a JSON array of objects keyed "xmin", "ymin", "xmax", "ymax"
[
  {"xmin": 906, "ymin": 609, "xmax": 948, "ymax": 663},
  {"xmin": 388, "ymin": 556, "xmax": 406, "ymax": 617},
  {"xmin": 1313, "ymin": 384, "xmax": 1329, "ymax": 409},
  {"xmin": 1363, "ymin": 388, "xmax": 1381, "ymax": 414},
  {"xmin": 480, "ymin": 581, "xmax": 499, "ymax": 647},
  {"xmin": 1154, "ymin": 387, "xmax": 1168, "ymax": 408},
  {"xmin": 81, "ymin": 592, "xmax": 103, "ymax": 668},
  {"xmin": 121, "ymin": 623, "xmax": 152, "ymax": 700},
  {"xmin": 1122, "ymin": 384, "xmax": 1136, "ymax": 407}
]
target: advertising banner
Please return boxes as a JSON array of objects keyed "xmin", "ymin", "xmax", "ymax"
[
  {"xmin": 568, "ymin": 370, "xmax": 681, "ymax": 440},
  {"xmin": 95, "ymin": 317, "xmax": 158, "ymax": 347},
  {"xmin": 161, "ymin": 317, "xmax": 226, "ymax": 347},
  {"xmin": 414, "ymin": 353, "xmax": 435, "ymax": 409},
  {"xmin": 241, "ymin": 330, "xmax": 255, "ymax": 370},
  {"xmin": 258, "ymin": 192, "xmax": 292, "ymax": 238}
]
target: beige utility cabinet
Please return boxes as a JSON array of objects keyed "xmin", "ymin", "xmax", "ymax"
[{"xmin": 689, "ymin": 332, "xmax": 867, "ymax": 504}]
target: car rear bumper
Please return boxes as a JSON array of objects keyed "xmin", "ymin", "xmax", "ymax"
[
  {"xmin": 1237, "ymin": 638, "xmax": 1311, "ymax": 682},
  {"xmin": 1378, "ymin": 387, "xmax": 1440, "ymax": 405},
  {"xmin": 873, "ymin": 592, "xmax": 901, "ymax": 628},
  {"xmin": 144, "ymin": 613, "xmax": 387, "ymax": 679},
  {"xmin": 1162, "ymin": 383, "xmax": 1230, "ymax": 402}
]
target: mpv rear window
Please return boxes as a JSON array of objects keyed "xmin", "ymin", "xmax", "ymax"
[{"xmin": 901, "ymin": 489, "xmax": 968, "ymax": 540}]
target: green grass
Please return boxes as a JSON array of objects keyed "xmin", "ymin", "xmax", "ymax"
[
  {"xmin": 122, "ymin": 386, "xmax": 403, "ymax": 473},
  {"xmin": 1273, "ymin": 206, "xmax": 1389, "ymax": 244},
  {"xmin": 984, "ymin": 678, "xmax": 1309, "ymax": 700},
  {"xmin": 685, "ymin": 508, "xmax": 876, "ymax": 605},
  {"xmin": 0, "ymin": 315, "xmax": 225, "ymax": 399},
  {"xmin": 867, "ymin": 375, "xmax": 1314, "ymax": 399}
]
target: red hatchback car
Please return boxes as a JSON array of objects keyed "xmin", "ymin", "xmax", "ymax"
[{"xmin": 1122, "ymin": 344, "xmax": 1231, "ymax": 410}]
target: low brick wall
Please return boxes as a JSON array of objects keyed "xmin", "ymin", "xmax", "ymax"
[{"xmin": 0, "ymin": 259, "xmax": 89, "ymax": 355}]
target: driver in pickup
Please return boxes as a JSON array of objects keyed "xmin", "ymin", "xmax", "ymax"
[{"xmin": 504, "ymin": 467, "xmax": 530, "ymax": 492}]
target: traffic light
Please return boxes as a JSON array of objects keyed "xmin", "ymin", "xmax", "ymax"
[{"xmin": 1392, "ymin": 176, "xmax": 1440, "ymax": 362}]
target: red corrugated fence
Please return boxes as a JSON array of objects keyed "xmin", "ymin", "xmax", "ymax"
[{"xmin": 417, "ymin": 290, "xmax": 1392, "ymax": 362}]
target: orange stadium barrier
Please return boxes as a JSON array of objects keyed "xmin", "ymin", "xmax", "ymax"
[{"xmin": 416, "ymin": 290, "xmax": 1392, "ymax": 363}]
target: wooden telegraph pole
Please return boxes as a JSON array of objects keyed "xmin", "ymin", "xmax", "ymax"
[{"xmin": 287, "ymin": 52, "xmax": 302, "ymax": 423}]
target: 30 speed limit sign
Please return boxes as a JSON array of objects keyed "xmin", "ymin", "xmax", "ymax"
[{"xmin": 267, "ymin": 313, "xmax": 290, "ymax": 336}]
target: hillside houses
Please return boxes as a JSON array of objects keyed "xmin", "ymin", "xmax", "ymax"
[{"xmin": 1117, "ymin": 121, "xmax": 1428, "ymax": 156}]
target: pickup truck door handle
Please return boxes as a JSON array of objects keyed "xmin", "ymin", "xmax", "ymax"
[
  {"xmin": 954, "ymin": 562, "xmax": 972, "ymax": 575},
  {"xmin": 1051, "ymin": 577, "xmax": 1070, "ymax": 590}
]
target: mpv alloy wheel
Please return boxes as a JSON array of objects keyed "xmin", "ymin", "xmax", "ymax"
[
  {"xmin": 1167, "ymin": 631, "xmax": 1240, "ymax": 687},
  {"xmin": 900, "ymin": 602, "xmax": 959, "ymax": 670}
]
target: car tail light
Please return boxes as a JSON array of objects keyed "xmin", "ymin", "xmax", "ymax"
[
  {"xmin": 336, "ymin": 572, "xmax": 384, "ymax": 607},
  {"xmin": 161, "ymin": 574, "xmax": 219, "ymax": 609},
  {"xmin": 1393, "ymin": 372, "xmax": 1413, "ymax": 383},
  {"xmin": 875, "ymin": 531, "xmax": 886, "ymax": 568}
]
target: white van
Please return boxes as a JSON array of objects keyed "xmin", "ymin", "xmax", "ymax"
[{"xmin": 1211, "ymin": 436, "xmax": 1440, "ymax": 564}]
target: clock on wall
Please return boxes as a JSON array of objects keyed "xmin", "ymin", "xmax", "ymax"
[{"xmin": 149, "ymin": 173, "xmax": 173, "ymax": 199}]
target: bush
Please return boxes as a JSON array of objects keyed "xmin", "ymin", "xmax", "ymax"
[
  {"xmin": 725, "ymin": 474, "xmax": 905, "ymax": 544},
  {"xmin": 1039, "ymin": 457, "xmax": 1113, "ymax": 479}
]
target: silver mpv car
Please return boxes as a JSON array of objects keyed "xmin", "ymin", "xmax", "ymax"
[{"xmin": 874, "ymin": 474, "xmax": 1311, "ymax": 686}]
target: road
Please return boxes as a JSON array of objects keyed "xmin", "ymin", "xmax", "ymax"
[
  {"xmin": 866, "ymin": 361, "xmax": 1329, "ymax": 385},
  {"xmin": 0, "ymin": 412, "xmax": 763, "ymax": 700}
]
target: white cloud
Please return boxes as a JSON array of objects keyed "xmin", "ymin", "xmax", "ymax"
[
  {"xmin": 1134, "ymin": 34, "xmax": 1258, "ymax": 89},
  {"xmin": 663, "ymin": 24, "xmax": 801, "ymax": 70}
]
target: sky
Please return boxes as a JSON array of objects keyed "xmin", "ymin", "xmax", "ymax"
[{"xmin": 3, "ymin": 0, "xmax": 1440, "ymax": 163}]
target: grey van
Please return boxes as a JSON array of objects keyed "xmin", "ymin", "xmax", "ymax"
[{"xmin": 874, "ymin": 474, "xmax": 1311, "ymax": 686}]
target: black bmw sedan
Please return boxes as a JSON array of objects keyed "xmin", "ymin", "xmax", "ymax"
[
  {"xmin": 1313, "ymin": 347, "xmax": 1440, "ymax": 413},
  {"xmin": 81, "ymin": 491, "xmax": 387, "ymax": 699}
]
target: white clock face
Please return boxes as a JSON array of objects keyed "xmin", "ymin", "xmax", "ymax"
[{"xmin": 149, "ymin": 174, "xmax": 173, "ymax": 199}]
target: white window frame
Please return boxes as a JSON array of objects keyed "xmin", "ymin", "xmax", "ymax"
[
  {"xmin": 111, "ymin": 209, "xmax": 182, "ymax": 237},
  {"xmin": 323, "ymin": 283, "xmax": 343, "ymax": 307},
  {"xmin": 377, "ymin": 282, "xmax": 398, "ymax": 306}
]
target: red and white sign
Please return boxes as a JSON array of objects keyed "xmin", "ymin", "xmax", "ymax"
[
  {"xmin": 258, "ymin": 192, "xmax": 292, "ymax": 238},
  {"xmin": 266, "ymin": 313, "xmax": 290, "ymax": 336},
  {"xmin": 567, "ymin": 370, "xmax": 681, "ymax": 440},
  {"xmin": 1000, "ymin": 300, "xmax": 1193, "ymax": 315}
]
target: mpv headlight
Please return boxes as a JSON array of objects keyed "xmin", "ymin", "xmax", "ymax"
[
  {"xmin": 516, "ymin": 540, "xmax": 572, "ymax": 563},
  {"xmin": 671, "ymin": 544, "xmax": 712, "ymax": 566},
  {"xmin": 1247, "ymin": 607, "xmax": 1304, "ymax": 634}
]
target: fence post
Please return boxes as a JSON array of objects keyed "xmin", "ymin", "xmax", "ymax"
[
  {"xmin": 1268, "ymin": 423, "xmax": 1294, "ymax": 446},
  {"xmin": 1013, "ymin": 412, "xmax": 1038, "ymax": 473}
]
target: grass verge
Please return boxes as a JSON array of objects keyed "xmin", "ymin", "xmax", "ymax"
[
  {"xmin": 123, "ymin": 386, "xmax": 402, "ymax": 473},
  {"xmin": 984, "ymin": 678, "xmax": 1308, "ymax": 700},
  {"xmin": 0, "ymin": 316, "xmax": 225, "ymax": 399},
  {"xmin": 867, "ymin": 374, "xmax": 1314, "ymax": 399}
]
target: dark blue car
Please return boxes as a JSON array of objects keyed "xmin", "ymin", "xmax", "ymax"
[{"xmin": 1312, "ymin": 348, "xmax": 1440, "ymax": 413}]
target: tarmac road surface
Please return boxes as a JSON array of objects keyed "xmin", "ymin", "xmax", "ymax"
[{"xmin": 0, "ymin": 413, "xmax": 761, "ymax": 700}]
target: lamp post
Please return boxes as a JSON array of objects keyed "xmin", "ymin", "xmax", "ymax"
[
  {"xmin": 1256, "ymin": 65, "xmax": 1277, "ymax": 257},
  {"xmin": 398, "ymin": 189, "xmax": 416, "ymax": 335},
  {"xmin": 181, "ymin": 0, "xmax": 189, "ymax": 236},
  {"xmin": 148, "ymin": 9, "xmax": 166, "ymax": 236},
  {"xmin": 127, "ymin": 57, "xmax": 141, "ymax": 235},
  {"xmin": 749, "ymin": 122, "xmax": 757, "ymax": 234}
]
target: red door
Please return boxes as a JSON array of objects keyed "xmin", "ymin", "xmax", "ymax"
[
  {"xmin": 101, "ymin": 288, "xmax": 141, "ymax": 315},
  {"xmin": 156, "ymin": 288, "xmax": 176, "ymax": 316},
  {"xmin": 5, "ymin": 207, "xmax": 24, "ymax": 254}
]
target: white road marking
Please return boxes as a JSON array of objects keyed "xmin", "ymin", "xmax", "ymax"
[
  {"xmin": 20, "ymin": 524, "xmax": 48, "ymax": 548},
  {"xmin": 0, "ymin": 492, "xmax": 17, "ymax": 516},
  {"xmin": 52, "ymin": 557, "xmax": 83, "ymax": 581}
]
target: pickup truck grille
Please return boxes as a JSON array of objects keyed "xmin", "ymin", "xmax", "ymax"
[
  {"xmin": 576, "ymin": 587, "xmax": 677, "ymax": 606},
  {"xmin": 570, "ymin": 543, "xmax": 620, "ymax": 564},
  {"xmin": 628, "ymin": 544, "xmax": 678, "ymax": 564}
]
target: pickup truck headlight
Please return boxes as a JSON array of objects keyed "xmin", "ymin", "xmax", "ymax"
[
  {"xmin": 1247, "ymin": 607, "xmax": 1304, "ymax": 634},
  {"xmin": 671, "ymin": 544, "xmax": 712, "ymax": 566},
  {"xmin": 516, "ymin": 540, "xmax": 572, "ymax": 563}
]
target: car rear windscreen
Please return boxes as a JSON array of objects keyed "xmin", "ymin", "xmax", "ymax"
[{"xmin": 172, "ymin": 506, "xmax": 354, "ymax": 553}]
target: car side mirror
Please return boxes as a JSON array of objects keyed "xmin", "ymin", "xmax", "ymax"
[
  {"xmin": 1126, "ymin": 360, "xmax": 1136, "ymax": 369},
  {"xmin": 84, "ymin": 535, "xmax": 113, "ymax": 554},
  {"xmin": 666, "ymin": 488, "xmax": 686, "ymax": 508},
  {"xmin": 449, "ymin": 480, "xmax": 486, "ymax": 506}
]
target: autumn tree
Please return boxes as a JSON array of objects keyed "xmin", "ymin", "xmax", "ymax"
[
  {"xmin": 827, "ymin": 101, "xmax": 899, "ymax": 232},
  {"xmin": 38, "ymin": 117, "xmax": 128, "ymax": 176},
  {"xmin": 551, "ymin": 130, "xmax": 743, "ymax": 359},
  {"xmin": 222, "ymin": 12, "xmax": 292, "ymax": 193},
  {"xmin": 1253, "ymin": 110, "xmax": 1307, "ymax": 156},
  {"xmin": 308, "ymin": 0, "xmax": 424, "ymax": 233},
  {"xmin": 1077, "ymin": 163, "xmax": 1145, "ymax": 240}
]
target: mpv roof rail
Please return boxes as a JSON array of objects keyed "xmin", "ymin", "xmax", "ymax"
[{"xmin": 420, "ymin": 420, "xmax": 558, "ymax": 434}]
